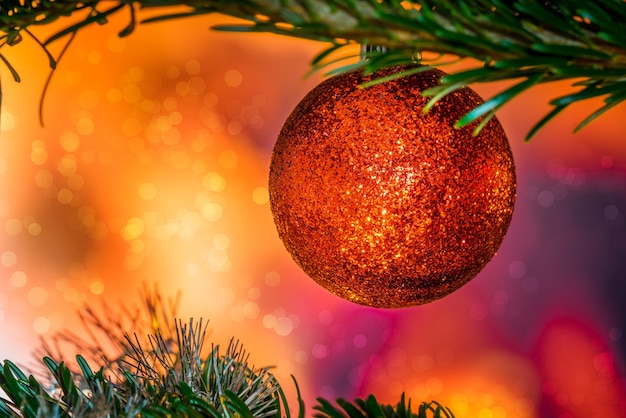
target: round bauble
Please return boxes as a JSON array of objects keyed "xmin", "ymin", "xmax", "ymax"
[{"xmin": 269, "ymin": 66, "xmax": 516, "ymax": 308}]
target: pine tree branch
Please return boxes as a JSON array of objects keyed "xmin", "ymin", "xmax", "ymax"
[
  {"xmin": 2, "ymin": 1, "xmax": 626, "ymax": 139},
  {"xmin": 0, "ymin": 288, "xmax": 456, "ymax": 417}
]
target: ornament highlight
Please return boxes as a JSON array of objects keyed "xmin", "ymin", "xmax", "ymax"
[{"xmin": 269, "ymin": 66, "xmax": 516, "ymax": 308}]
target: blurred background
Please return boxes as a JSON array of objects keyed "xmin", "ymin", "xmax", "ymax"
[{"xmin": 0, "ymin": 9, "xmax": 625, "ymax": 418}]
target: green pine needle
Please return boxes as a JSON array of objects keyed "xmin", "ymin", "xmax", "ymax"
[
  {"xmin": 2, "ymin": 1, "xmax": 626, "ymax": 138},
  {"xmin": 313, "ymin": 393, "xmax": 455, "ymax": 418},
  {"xmin": 0, "ymin": 288, "xmax": 457, "ymax": 417}
]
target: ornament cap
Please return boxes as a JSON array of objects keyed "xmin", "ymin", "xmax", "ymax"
[{"xmin": 360, "ymin": 44, "xmax": 388, "ymax": 60}]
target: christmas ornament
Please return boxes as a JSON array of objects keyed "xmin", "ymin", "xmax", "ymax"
[{"xmin": 269, "ymin": 66, "xmax": 516, "ymax": 308}]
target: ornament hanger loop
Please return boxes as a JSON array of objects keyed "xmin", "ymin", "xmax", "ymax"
[
  {"xmin": 360, "ymin": 44, "xmax": 422, "ymax": 64},
  {"xmin": 360, "ymin": 44, "xmax": 388, "ymax": 61}
]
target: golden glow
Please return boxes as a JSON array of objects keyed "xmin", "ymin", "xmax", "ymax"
[
  {"xmin": 123, "ymin": 84, "xmax": 142, "ymax": 103},
  {"xmin": 202, "ymin": 172, "xmax": 226, "ymax": 192},
  {"xmin": 76, "ymin": 117, "xmax": 95, "ymax": 135},
  {"xmin": 1, "ymin": 111, "xmax": 16, "ymax": 131},
  {"xmin": 30, "ymin": 140, "xmax": 48, "ymax": 165},
  {"xmin": 90, "ymin": 281, "xmax": 105, "ymax": 295},
  {"xmin": 224, "ymin": 69, "xmax": 243, "ymax": 87},
  {"xmin": 185, "ymin": 59, "xmax": 201, "ymax": 75},
  {"xmin": 1, "ymin": 251, "xmax": 17, "ymax": 267},
  {"xmin": 121, "ymin": 217, "xmax": 145, "ymax": 241},
  {"xmin": 262, "ymin": 309, "xmax": 295, "ymax": 336},
  {"xmin": 57, "ymin": 188, "xmax": 74, "ymax": 205},
  {"xmin": 32, "ymin": 317, "xmax": 50, "ymax": 334},
  {"xmin": 10, "ymin": 271, "xmax": 27, "ymax": 288},
  {"xmin": 57, "ymin": 155, "xmax": 77, "ymax": 177},
  {"xmin": 264, "ymin": 271, "xmax": 281, "ymax": 287},
  {"xmin": 60, "ymin": 131, "xmax": 80, "ymax": 152},
  {"xmin": 252, "ymin": 187, "xmax": 269, "ymax": 205},
  {"xmin": 5, "ymin": 219, "xmax": 22, "ymax": 236}
]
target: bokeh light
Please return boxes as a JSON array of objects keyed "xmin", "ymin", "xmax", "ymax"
[{"xmin": 0, "ymin": 9, "xmax": 625, "ymax": 417}]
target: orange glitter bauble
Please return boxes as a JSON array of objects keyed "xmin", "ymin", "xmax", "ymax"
[{"xmin": 269, "ymin": 66, "xmax": 516, "ymax": 308}]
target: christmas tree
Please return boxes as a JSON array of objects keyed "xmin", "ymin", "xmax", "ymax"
[
  {"xmin": 0, "ymin": 1, "xmax": 625, "ymax": 417},
  {"xmin": 3, "ymin": 0, "xmax": 626, "ymax": 139}
]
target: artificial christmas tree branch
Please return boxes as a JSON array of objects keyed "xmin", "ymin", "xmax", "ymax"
[
  {"xmin": 3, "ymin": 1, "xmax": 626, "ymax": 139},
  {"xmin": 0, "ymin": 289, "xmax": 455, "ymax": 417}
]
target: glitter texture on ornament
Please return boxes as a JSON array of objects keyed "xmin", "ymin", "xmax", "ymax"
[{"xmin": 269, "ymin": 66, "xmax": 516, "ymax": 308}]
